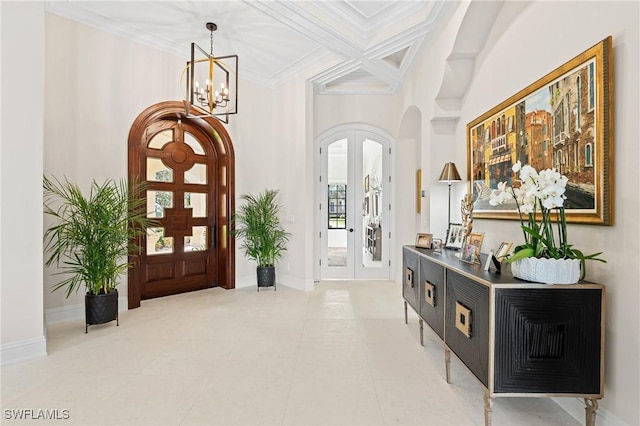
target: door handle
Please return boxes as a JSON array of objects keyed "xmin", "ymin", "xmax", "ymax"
[
  {"xmin": 349, "ymin": 228, "xmax": 354, "ymax": 232},
  {"xmin": 211, "ymin": 224, "xmax": 216, "ymax": 248}
]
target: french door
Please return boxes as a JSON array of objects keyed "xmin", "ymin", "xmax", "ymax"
[
  {"xmin": 128, "ymin": 101, "xmax": 235, "ymax": 309},
  {"xmin": 318, "ymin": 127, "xmax": 391, "ymax": 280}
]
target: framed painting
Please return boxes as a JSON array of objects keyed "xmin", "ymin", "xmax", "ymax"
[{"xmin": 466, "ymin": 36, "xmax": 613, "ymax": 225}]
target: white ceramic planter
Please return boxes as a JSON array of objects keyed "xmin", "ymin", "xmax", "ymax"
[{"xmin": 511, "ymin": 257, "xmax": 580, "ymax": 284}]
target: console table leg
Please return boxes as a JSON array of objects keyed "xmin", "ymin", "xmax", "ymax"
[
  {"xmin": 483, "ymin": 390, "xmax": 493, "ymax": 426},
  {"xmin": 584, "ymin": 398, "xmax": 599, "ymax": 426},
  {"xmin": 444, "ymin": 347, "xmax": 451, "ymax": 383},
  {"xmin": 419, "ymin": 318, "xmax": 424, "ymax": 346},
  {"xmin": 404, "ymin": 301, "xmax": 408, "ymax": 324}
]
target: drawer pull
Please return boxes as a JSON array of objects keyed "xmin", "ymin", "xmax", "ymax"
[
  {"xmin": 405, "ymin": 267, "xmax": 414, "ymax": 288},
  {"xmin": 455, "ymin": 301, "xmax": 472, "ymax": 338},
  {"xmin": 424, "ymin": 281, "xmax": 435, "ymax": 307}
]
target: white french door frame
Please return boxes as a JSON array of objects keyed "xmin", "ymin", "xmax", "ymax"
[{"xmin": 315, "ymin": 124, "xmax": 394, "ymax": 281}]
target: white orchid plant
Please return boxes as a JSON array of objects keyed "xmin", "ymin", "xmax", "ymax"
[{"xmin": 490, "ymin": 161, "xmax": 605, "ymax": 278}]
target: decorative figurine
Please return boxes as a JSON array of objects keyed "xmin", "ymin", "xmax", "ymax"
[{"xmin": 461, "ymin": 193, "xmax": 474, "ymax": 243}]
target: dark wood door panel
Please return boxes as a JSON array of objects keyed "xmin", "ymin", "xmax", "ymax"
[{"xmin": 128, "ymin": 101, "xmax": 236, "ymax": 308}]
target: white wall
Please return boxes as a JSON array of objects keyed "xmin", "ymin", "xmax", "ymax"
[
  {"xmin": 399, "ymin": 1, "xmax": 639, "ymax": 424},
  {"xmin": 1, "ymin": 1, "xmax": 48, "ymax": 364},
  {"xmin": 42, "ymin": 13, "xmax": 185, "ymax": 316},
  {"xmin": 4, "ymin": 3, "xmax": 639, "ymax": 423}
]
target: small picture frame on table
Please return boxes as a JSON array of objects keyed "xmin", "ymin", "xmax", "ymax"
[
  {"xmin": 432, "ymin": 238, "xmax": 443, "ymax": 253},
  {"xmin": 459, "ymin": 243, "xmax": 479, "ymax": 264},
  {"xmin": 467, "ymin": 232, "xmax": 484, "ymax": 254},
  {"xmin": 445, "ymin": 223, "xmax": 465, "ymax": 250},
  {"xmin": 415, "ymin": 233, "xmax": 433, "ymax": 249},
  {"xmin": 495, "ymin": 242, "xmax": 513, "ymax": 261}
]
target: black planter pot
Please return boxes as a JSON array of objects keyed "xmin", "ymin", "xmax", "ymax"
[
  {"xmin": 256, "ymin": 266, "xmax": 276, "ymax": 291},
  {"xmin": 85, "ymin": 290, "xmax": 119, "ymax": 333}
]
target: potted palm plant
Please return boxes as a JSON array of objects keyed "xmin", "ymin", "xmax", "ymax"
[
  {"xmin": 43, "ymin": 175, "xmax": 153, "ymax": 332},
  {"xmin": 233, "ymin": 189, "xmax": 290, "ymax": 291}
]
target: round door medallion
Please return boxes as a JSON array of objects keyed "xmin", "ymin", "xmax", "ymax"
[{"xmin": 162, "ymin": 142, "xmax": 195, "ymax": 171}]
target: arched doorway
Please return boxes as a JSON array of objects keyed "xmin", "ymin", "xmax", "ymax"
[
  {"xmin": 127, "ymin": 101, "xmax": 235, "ymax": 309},
  {"xmin": 316, "ymin": 124, "xmax": 393, "ymax": 280}
]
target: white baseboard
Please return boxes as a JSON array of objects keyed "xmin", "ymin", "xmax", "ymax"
[
  {"xmin": 45, "ymin": 295, "xmax": 129, "ymax": 325},
  {"xmin": 235, "ymin": 273, "xmax": 314, "ymax": 292},
  {"xmin": 1, "ymin": 336, "xmax": 47, "ymax": 366}
]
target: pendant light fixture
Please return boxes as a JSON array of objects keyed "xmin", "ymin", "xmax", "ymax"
[{"xmin": 183, "ymin": 22, "xmax": 238, "ymax": 123}]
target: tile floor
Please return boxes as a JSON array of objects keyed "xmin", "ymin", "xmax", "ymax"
[{"xmin": 2, "ymin": 281, "xmax": 580, "ymax": 425}]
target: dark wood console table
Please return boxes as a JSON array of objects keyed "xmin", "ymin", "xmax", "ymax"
[{"xmin": 402, "ymin": 245, "xmax": 605, "ymax": 426}]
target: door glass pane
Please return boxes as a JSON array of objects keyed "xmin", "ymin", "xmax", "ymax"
[
  {"xmin": 327, "ymin": 139, "xmax": 348, "ymax": 267},
  {"xmin": 147, "ymin": 129, "xmax": 172, "ymax": 150},
  {"xmin": 184, "ymin": 132, "xmax": 205, "ymax": 155},
  {"xmin": 363, "ymin": 139, "xmax": 382, "ymax": 267},
  {"xmin": 185, "ymin": 226, "xmax": 207, "ymax": 252},
  {"xmin": 147, "ymin": 191, "xmax": 173, "ymax": 218},
  {"xmin": 185, "ymin": 192, "xmax": 206, "ymax": 218},
  {"xmin": 147, "ymin": 227, "xmax": 173, "ymax": 255},
  {"xmin": 328, "ymin": 184, "xmax": 346, "ymax": 229},
  {"xmin": 147, "ymin": 158, "xmax": 173, "ymax": 182},
  {"xmin": 185, "ymin": 163, "xmax": 207, "ymax": 184}
]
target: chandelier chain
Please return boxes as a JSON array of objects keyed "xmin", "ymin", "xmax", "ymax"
[{"xmin": 210, "ymin": 29, "xmax": 214, "ymax": 56}]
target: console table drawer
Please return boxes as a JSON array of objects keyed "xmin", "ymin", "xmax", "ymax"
[
  {"xmin": 445, "ymin": 270, "xmax": 489, "ymax": 387},
  {"xmin": 402, "ymin": 247, "xmax": 420, "ymax": 312},
  {"xmin": 493, "ymin": 287, "xmax": 603, "ymax": 395},
  {"xmin": 419, "ymin": 257, "xmax": 445, "ymax": 339}
]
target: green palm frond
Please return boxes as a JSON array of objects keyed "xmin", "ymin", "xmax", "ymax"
[
  {"xmin": 232, "ymin": 189, "xmax": 290, "ymax": 267},
  {"xmin": 43, "ymin": 175, "xmax": 156, "ymax": 296}
]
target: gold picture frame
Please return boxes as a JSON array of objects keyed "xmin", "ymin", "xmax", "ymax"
[
  {"xmin": 495, "ymin": 242, "xmax": 513, "ymax": 260},
  {"xmin": 416, "ymin": 233, "xmax": 433, "ymax": 249},
  {"xmin": 467, "ymin": 232, "xmax": 484, "ymax": 254},
  {"xmin": 466, "ymin": 36, "xmax": 613, "ymax": 225}
]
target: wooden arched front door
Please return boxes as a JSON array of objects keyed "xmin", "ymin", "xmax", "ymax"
[{"xmin": 128, "ymin": 101, "xmax": 235, "ymax": 309}]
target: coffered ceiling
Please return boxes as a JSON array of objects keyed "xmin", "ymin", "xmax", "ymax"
[{"xmin": 45, "ymin": 0, "xmax": 454, "ymax": 94}]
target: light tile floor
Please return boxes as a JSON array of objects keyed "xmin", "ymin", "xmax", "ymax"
[{"xmin": 2, "ymin": 281, "xmax": 580, "ymax": 425}]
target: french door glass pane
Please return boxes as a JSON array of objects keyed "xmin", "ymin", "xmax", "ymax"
[
  {"xmin": 185, "ymin": 163, "xmax": 207, "ymax": 184},
  {"xmin": 147, "ymin": 190, "xmax": 173, "ymax": 218},
  {"xmin": 185, "ymin": 192, "xmax": 207, "ymax": 217},
  {"xmin": 363, "ymin": 139, "xmax": 383, "ymax": 267},
  {"xmin": 185, "ymin": 226, "xmax": 208, "ymax": 252},
  {"xmin": 327, "ymin": 139, "xmax": 348, "ymax": 267},
  {"xmin": 147, "ymin": 227, "xmax": 173, "ymax": 255},
  {"xmin": 147, "ymin": 129, "xmax": 172, "ymax": 150},
  {"xmin": 147, "ymin": 158, "xmax": 173, "ymax": 182},
  {"xmin": 184, "ymin": 132, "xmax": 205, "ymax": 155}
]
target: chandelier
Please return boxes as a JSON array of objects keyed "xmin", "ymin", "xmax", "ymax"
[{"xmin": 183, "ymin": 22, "xmax": 238, "ymax": 123}]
